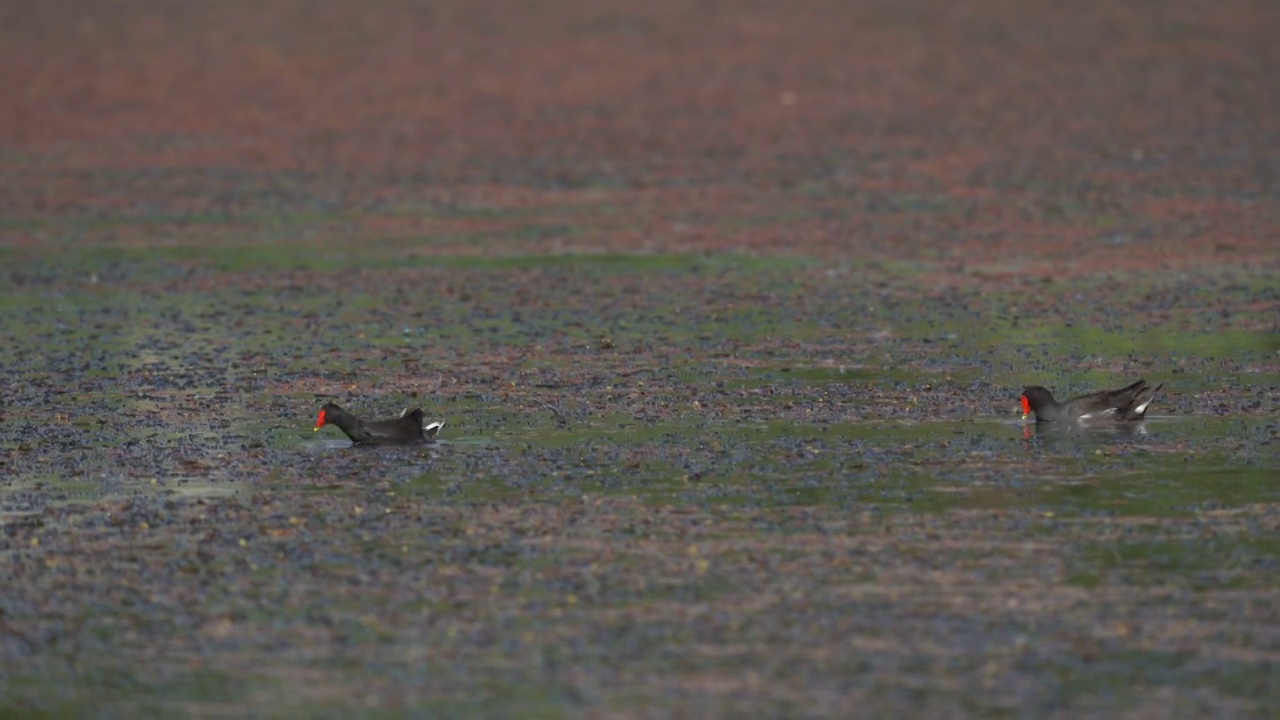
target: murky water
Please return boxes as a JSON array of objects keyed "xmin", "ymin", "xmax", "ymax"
[
  {"xmin": 1, "ymin": 250, "xmax": 1276, "ymax": 715},
  {"xmin": 326, "ymin": 413, "xmax": 1275, "ymax": 517},
  {"xmin": 2, "ymin": 252, "xmax": 1275, "ymax": 516}
]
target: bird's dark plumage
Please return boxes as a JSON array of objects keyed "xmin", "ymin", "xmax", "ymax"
[
  {"xmin": 313, "ymin": 403, "xmax": 444, "ymax": 445},
  {"xmin": 1020, "ymin": 379, "xmax": 1162, "ymax": 423}
]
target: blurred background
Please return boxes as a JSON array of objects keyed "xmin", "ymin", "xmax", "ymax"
[{"xmin": 3, "ymin": 0, "xmax": 1275, "ymax": 265}]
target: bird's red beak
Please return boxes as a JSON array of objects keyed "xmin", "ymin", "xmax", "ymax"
[
  {"xmin": 1019, "ymin": 395, "xmax": 1031, "ymax": 418},
  {"xmin": 314, "ymin": 409, "xmax": 327, "ymax": 431}
]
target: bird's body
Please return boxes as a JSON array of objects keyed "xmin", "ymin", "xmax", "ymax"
[
  {"xmin": 1020, "ymin": 379, "xmax": 1162, "ymax": 423},
  {"xmin": 314, "ymin": 403, "xmax": 444, "ymax": 445}
]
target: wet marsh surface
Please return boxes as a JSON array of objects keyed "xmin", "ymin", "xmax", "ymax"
[
  {"xmin": 3, "ymin": 0, "xmax": 1280, "ymax": 716},
  {"xmin": 2, "ymin": 249, "xmax": 1276, "ymax": 716}
]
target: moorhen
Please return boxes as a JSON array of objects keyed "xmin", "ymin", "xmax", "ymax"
[
  {"xmin": 1020, "ymin": 379, "xmax": 1162, "ymax": 423},
  {"xmin": 313, "ymin": 402, "xmax": 445, "ymax": 445}
]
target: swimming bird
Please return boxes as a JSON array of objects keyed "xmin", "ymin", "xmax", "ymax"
[
  {"xmin": 1019, "ymin": 379, "xmax": 1162, "ymax": 422},
  {"xmin": 313, "ymin": 402, "xmax": 445, "ymax": 445}
]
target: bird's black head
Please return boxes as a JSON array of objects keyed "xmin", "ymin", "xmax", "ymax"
[
  {"xmin": 314, "ymin": 402, "xmax": 347, "ymax": 431},
  {"xmin": 1019, "ymin": 386, "xmax": 1056, "ymax": 416}
]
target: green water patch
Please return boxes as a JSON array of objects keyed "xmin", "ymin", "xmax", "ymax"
[
  {"xmin": 1040, "ymin": 651, "xmax": 1272, "ymax": 708},
  {"xmin": 1071, "ymin": 534, "xmax": 1280, "ymax": 590},
  {"xmin": 1001, "ymin": 324, "xmax": 1276, "ymax": 359},
  {"xmin": 354, "ymin": 412, "xmax": 1278, "ymax": 521}
]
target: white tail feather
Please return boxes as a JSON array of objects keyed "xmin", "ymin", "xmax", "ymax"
[{"xmin": 423, "ymin": 421, "xmax": 445, "ymax": 440}]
